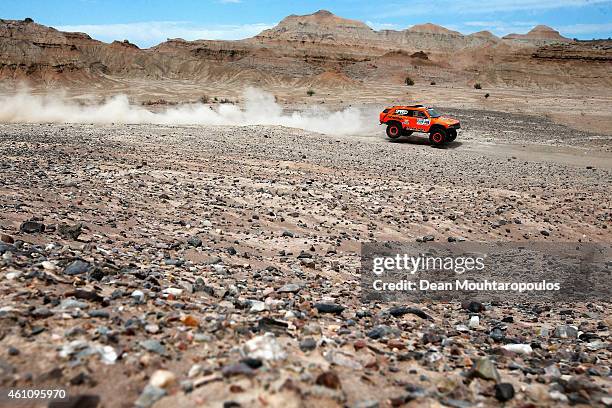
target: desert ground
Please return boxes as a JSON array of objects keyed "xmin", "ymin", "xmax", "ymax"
[
  {"xmin": 0, "ymin": 9, "xmax": 611, "ymax": 408},
  {"xmin": 0, "ymin": 96, "xmax": 610, "ymax": 407}
]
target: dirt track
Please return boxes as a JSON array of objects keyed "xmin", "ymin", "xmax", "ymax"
[{"xmin": 0, "ymin": 108, "xmax": 610, "ymax": 407}]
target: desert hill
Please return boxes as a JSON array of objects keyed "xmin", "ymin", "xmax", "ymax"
[{"xmin": 0, "ymin": 11, "xmax": 610, "ymax": 90}]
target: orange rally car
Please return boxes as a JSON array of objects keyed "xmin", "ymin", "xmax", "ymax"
[{"xmin": 379, "ymin": 105, "xmax": 460, "ymax": 146}]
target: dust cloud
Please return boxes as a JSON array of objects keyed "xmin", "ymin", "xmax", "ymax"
[{"xmin": 0, "ymin": 88, "xmax": 371, "ymax": 135}]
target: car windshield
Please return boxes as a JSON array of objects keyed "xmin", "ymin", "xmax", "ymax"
[{"xmin": 427, "ymin": 108, "xmax": 442, "ymax": 118}]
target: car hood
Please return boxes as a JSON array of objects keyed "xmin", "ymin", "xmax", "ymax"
[{"xmin": 438, "ymin": 117, "xmax": 459, "ymax": 124}]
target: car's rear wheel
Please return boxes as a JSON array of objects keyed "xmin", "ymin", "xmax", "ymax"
[
  {"xmin": 447, "ymin": 129, "xmax": 457, "ymax": 142},
  {"xmin": 386, "ymin": 123, "xmax": 402, "ymax": 139},
  {"xmin": 429, "ymin": 128, "xmax": 447, "ymax": 146}
]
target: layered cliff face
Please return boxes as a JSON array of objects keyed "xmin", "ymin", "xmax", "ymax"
[
  {"xmin": 0, "ymin": 12, "xmax": 609, "ymax": 90},
  {"xmin": 253, "ymin": 10, "xmax": 499, "ymax": 52},
  {"xmin": 503, "ymin": 25, "xmax": 572, "ymax": 46}
]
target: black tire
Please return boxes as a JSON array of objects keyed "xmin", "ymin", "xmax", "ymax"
[
  {"xmin": 447, "ymin": 129, "xmax": 457, "ymax": 142},
  {"xmin": 429, "ymin": 128, "xmax": 447, "ymax": 146},
  {"xmin": 402, "ymin": 130, "xmax": 413, "ymax": 136},
  {"xmin": 386, "ymin": 123, "xmax": 402, "ymax": 139}
]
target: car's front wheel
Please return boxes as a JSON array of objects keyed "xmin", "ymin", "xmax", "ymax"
[
  {"xmin": 429, "ymin": 128, "xmax": 447, "ymax": 146},
  {"xmin": 386, "ymin": 123, "xmax": 402, "ymax": 139},
  {"xmin": 447, "ymin": 129, "xmax": 457, "ymax": 142}
]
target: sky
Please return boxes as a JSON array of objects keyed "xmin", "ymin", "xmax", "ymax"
[{"xmin": 1, "ymin": 0, "xmax": 611, "ymax": 48}]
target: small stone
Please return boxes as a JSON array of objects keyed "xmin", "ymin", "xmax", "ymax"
[
  {"xmin": 554, "ymin": 325, "xmax": 578, "ymax": 338},
  {"xmin": 180, "ymin": 314, "xmax": 199, "ymax": 327},
  {"xmin": 386, "ymin": 306, "xmax": 432, "ymax": 320},
  {"xmin": 20, "ymin": 220, "xmax": 45, "ymax": 233},
  {"xmin": 469, "ymin": 315, "xmax": 479, "ymax": 328},
  {"xmin": 316, "ymin": 371, "xmax": 341, "ymax": 390},
  {"xmin": 8, "ymin": 346, "xmax": 20, "ymax": 356},
  {"xmin": 299, "ymin": 338, "xmax": 317, "ymax": 352},
  {"xmin": 145, "ymin": 324, "xmax": 159, "ymax": 334},
  {"xmin": 502, "ymin": 343, "xmax": 533, "ymax": 355},
  {"xmin": 277, "ymin": 283, "xmax": 300, "ymax": 293},
  {"xmin": 241, "ymin": 333, "xmax": 286, "ymax": 361},
  {"xmin": 367, "ymin": 325, "xmax": 393, "ymax": 339},
  {"xmin": 41, "ymin": 261, "xmax": 57, "ymax": 271},
  {"xmin": 462, "ymin": 301, "xmax": 485, "ymax": 313},
  {"xmin": 149, "ymin": 370, "xmax": 176, "ymax": 389},
  {"xmin": 188, "ymin": 364, "xmax": 203, "ymax": 378},
  {"xmin": 187, "ymin": 236, "xmax": 202, "ymax": 247},
  {"xmin": 0, "ymin": 234, "xmax": 14, "ymax": 244},
  {"xmin": 470, "ymin": 358, "xmax": 500, "ymax": 382},
  {"xmin": 59, "ymin": 299, "xmax": 88, "ymax": 309},
  {"xmin": 222, "ymin": 363, "xmax": 254, "ymax": 377},
  {"xmin": 58, "ymin": 223, "xmax": 83, "ymax": 240},
  {"xmin": 490, "ymin": 327, "xmax": 505, "ymax": 341},
  {"xmin": 31, "ymin": 307, "xmax": 53, "ymax": 318},
  {"xmin": 163, "ymin": 288, "xmax": 183, "ymax": 297},
  {"xmin": 88, "ymin": 310, "xmax": 110, "ymax": 318},
  {"xmin": 132, "ymin": 290, "xmax": 145, "ymax": 301},
  {"xmin": 135, "ymin": 385, "xmax": 166, "ymax": 408},
  {"xmin": 314, "ymin": 303, "xmax": 345, "ymax": 314},
  {"xmin": 140, "ymin": 340, "xmax": 166, "ymax": 355},
  {"xmin": 494, "ymin": 383, "xmax": 515, "ymax": 402},
  {"xmin": 63, "ymin": 260, "xmax": 90, "ymax": 275},
  {"xmin": 249, "ymin": 300, "xmax": 266, "ymax": 313}
]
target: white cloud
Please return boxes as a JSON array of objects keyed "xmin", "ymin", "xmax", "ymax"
[
  {"xmin": 457, "ymin": 20, "xmax": 612, "ymax": 37},
  {"xmin": 365, "ymin": 21, "xmax": 402, "ymax": 31},
  {"xmin": 461, "ymin": 20, "xmax": 539, "ymax": 35},
  {"xmin": 56, "ymin": 21, "xmax": 274, "ymax": 48},
  {"xmin": 376, "ymin": 0, "xmax": 612, "ymax": 18},
  {"xmin": 556, "ymin": 22, "xmax": 612, "ymax": 35}
]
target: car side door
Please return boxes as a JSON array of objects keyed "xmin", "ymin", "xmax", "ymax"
[
  {"xmin": 414, "ymin": 110, "xmax": 431, "ymax": 132},
  {"xmin": 393, "ymin": 109, "xmax": 411, "ymax": 129}
]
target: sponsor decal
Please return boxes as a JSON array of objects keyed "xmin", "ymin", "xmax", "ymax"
[{"xmin": 417, "ymin": 118, "xmax": 430, "ymax": 125}]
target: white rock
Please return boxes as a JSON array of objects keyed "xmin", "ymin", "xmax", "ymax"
[
  {"xmin": 131, "ymin": 290, "xmax": 145, "ymax": 300},
  {"xmin": 502, "ymin": 343, "xmax": 533, "ymax": 355},
  {"xmin": 188, "ymin": 364, "xmax": 203, "ymax": 378},
  {"xmin": 162, "ymin": 288, "xmax": 183, "ymax": 296},
  {"xmin": 469, "ymin": 316, "xmax": 480, "ymax": 328},
  {"xmin": 249, "ymin": 300, "xmax": 266, "ymax": 313},
  {"xmin": 41, "ymin": 261, "xmax": 57, "ymax": 271},
  {"xmin": 149, "ymin": 370, "xmax": 176, "ymax": 389},
  {"xmin": 242, "ymin": 333, "xmax": 286, "ymax": 361},
  {"xmin": 5, "ymin": 271, "xmax": 21, "ymax": 280}
]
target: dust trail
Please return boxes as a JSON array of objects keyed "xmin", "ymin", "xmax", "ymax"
[{"xmin": 0, "ymin": 88, "xmax": 372, "ymax": 135}]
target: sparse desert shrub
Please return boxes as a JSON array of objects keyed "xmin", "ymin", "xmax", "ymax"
[
  {"xmin": 219, "ymin": 98, "xmax": 233, "ymax": 104},
  {"xmin": 199, "ymin": 95, "xmax": 209, "ymax": 104},
  {"xmin": 474, "ymin": 83, "xmax": 482, "ymax": 89},
  {"xmin": 430, "ymin": 81, "xmax": 436, "ymax": 85},
  {"xmin": 405, "ymin": 77, "xmax": 415, "ymax": 86},
  {"xmin": 24, "ymin": 17, "xmax": 34, "ymax": 23},
  {"xmin": 307, "ymin": 89, "xmax": 315, "ymax": 96},
  {"xmin": 484, "ymin": 93, "xmax": 490, "ymax": 99},
  {"xmin": 141, "ymin": 99, "xmax": 177, "ymax": 106}
]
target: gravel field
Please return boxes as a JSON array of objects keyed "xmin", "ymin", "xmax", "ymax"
[{"xmin": 0, "ymin": 111, "xmax": 610, "ymax": 407}]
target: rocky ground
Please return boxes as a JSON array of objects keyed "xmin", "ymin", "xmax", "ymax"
[{"xmin": 0, "ymin": 112, "xmax": 610, "ymax": 407}]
